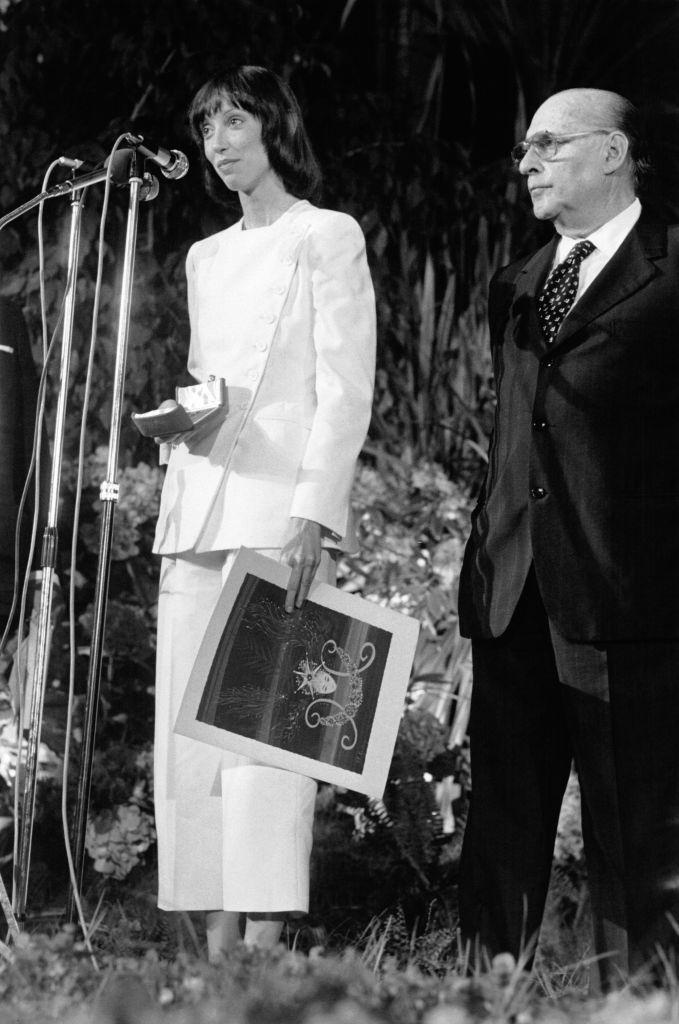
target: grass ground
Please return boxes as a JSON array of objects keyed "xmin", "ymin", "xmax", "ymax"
[{"xmin": 2, "ymin": 903, "xmax": 679, "ymax": 1024}]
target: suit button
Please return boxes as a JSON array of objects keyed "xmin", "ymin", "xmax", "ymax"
[
  {"xmin": 530, "ymin": 486, "xmax": 547, "ymax": 500},
  {"xmin": 544, "ymin": 359, "xmax": 553, "ymax": 368},
  {"xmin": 260, "ymin": 313, "xmax": 275, "ymax": 324},
  {"xmin": 254, "ymin": 341, "xmax": 268, "ymax": 351},
  {"xmin": 532, "ymin": 419, "xmax": 547, "ymax": 431},
  {"xmin": 272, "ymin": 284, "xmax": 286, "ymax": 295}
]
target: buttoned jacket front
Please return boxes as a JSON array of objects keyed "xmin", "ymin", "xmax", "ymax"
[
  {"xmin": 153, "ymin": 200, "xmax": 376, "ymax": 555},
  {"xmin": 458, "ymin": 214, "xmax": 679, "ymax": 642}
]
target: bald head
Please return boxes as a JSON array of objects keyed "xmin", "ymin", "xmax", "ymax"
[
  {"xmin": 520, "ymin": 88, "xmax": 642, "ymax": 235},
  {"xmin": 533, "ymin": 89, "xmax": 627, "ymax": 133}
]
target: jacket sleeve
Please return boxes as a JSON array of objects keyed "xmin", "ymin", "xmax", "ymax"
[{"xmin": 288, "ymin": 213, "xmax": 376, "ymax": 539}]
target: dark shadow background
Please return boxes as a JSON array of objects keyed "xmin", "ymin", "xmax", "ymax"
[{"xmin": 0, "ymin": 0, "xmax": 677, "ymax": 250}]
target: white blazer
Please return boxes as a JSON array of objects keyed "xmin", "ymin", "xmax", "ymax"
[{"xmin": 153, "ymin": 200, "xmax": 376, "ymax": 556}]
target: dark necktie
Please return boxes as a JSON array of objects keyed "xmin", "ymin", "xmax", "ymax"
[{"xmin": 537, "ymin": 239, "xmax": 595, "ymax": 344}]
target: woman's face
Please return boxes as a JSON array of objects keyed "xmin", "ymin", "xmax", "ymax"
[{"xmin": 200, "ymin": 99, "xmax": 275, "ymax": 195}]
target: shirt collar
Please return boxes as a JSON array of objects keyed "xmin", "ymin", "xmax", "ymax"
[{"xmin": 556, "ymin": 197, "xmax": 642, "ymax": 263}]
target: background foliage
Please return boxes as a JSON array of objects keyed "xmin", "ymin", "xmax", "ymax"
[{"xmin": 0, "ymin": 0, "xmax": 677, "ymax": 948}]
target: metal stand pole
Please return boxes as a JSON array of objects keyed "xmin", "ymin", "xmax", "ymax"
[
  {"xmin": 1, "ymin": 145, "xmax": 169, "ymax": 928},
  {"xmin": 67, "ymin": 158, "xmax": 149, "ymax": 922},
  {"xmin": 0, "ymin": 165, "xmax": 112, "ymax": 233},
  {"xmin": 14, "ymin": 189, "xmax": 85, "ymax": 921}
]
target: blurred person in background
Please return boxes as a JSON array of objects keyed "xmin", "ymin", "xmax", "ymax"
[
  {"xmin": 0, "ymin": 297, "xmax": 55, "ymax": 723},
  {"xmin": 0, "ymin": 297, "xmax": 44, "ymax": 637}
]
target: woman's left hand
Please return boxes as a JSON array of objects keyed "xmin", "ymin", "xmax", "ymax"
[{"xmin": 281, "ymin": 518, "xmax": 322, "ymax": 613}]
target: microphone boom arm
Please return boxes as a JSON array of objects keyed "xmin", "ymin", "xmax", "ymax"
[
  {"xmin": 0, "ymin": 167, "xmax": 113, "ymax": 231},
  {"xmin": 0, "ymin": 134, "xmax": 188, "ymax": 232}
]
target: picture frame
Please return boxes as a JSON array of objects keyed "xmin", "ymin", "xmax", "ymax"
[{"xmin": 174, "ymin": 548, "xmax": 420, "ymax": 798}]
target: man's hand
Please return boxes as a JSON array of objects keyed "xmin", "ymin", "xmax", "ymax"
[{"xmin": 281, "ymin": 518, "xmax": 322, "ymax": 613}]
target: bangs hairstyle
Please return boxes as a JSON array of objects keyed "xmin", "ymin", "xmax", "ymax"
[{"xmin": 188, "ymin": 65, "xmax": 322, "ymax": 204}]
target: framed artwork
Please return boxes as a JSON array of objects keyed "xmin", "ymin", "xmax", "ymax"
[{"xmin": 174, "ymin": 549, "xmax": 420, "ymax": 798}]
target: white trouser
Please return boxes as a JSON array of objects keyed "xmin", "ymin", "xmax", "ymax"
[{"xmin": 154, "ymin": 548, "xmax": 335, "ymax": 912}]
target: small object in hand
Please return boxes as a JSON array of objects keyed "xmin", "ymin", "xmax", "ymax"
[
  {"xmin": 132, "ymin": 379, "xmax": 228, "ymax": 438},
  {"xmin": 131, "ymin": 401, "xmax": 194, "ymax": 437}
]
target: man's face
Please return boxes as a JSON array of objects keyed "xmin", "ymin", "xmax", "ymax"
[{"xmin": 517, "ymin": 95, "xmax": 612, "ymax": 234}]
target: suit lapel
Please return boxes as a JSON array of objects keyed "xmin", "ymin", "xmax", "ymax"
[
  {"xmin": 553, "ymin": 215, "xmax": 667, "ymax": 349},
  {"xmin": 514, "ymin": 238, "xmax": 557, "ymax": 301},
  {"xmin": 507, "ymin": 239, "xmax": 557, "ymax": 350}
]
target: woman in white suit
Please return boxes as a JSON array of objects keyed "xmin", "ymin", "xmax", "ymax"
[{"xmin": 152, "ymin": 66, "xmax": 376, "ymax": 960}]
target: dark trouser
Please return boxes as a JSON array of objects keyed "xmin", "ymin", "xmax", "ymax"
[{"xmin": 459, "ymin": 568, "xmax": 679, "ymax": 988}]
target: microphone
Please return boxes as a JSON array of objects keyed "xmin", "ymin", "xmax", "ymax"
[
  {"xmin": 123, "ymin": 133, "xmax": 189, "ymax": 180},
  {"xmin": 57, "ymin": 156, "xmax": 84, "ymax": 170}
]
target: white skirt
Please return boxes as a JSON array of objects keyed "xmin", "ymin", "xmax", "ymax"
[{"xmin": 154, "ymin": 547, "xmax": 335, "ymax": 912}]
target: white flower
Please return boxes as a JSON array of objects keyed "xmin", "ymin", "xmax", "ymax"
[{"xmin": 85, "ymin": 802, "xmax": 156, "ymax": 880}]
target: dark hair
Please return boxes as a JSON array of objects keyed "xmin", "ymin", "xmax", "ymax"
[
  {"xmin": 188, "ymin": 65, "xmax": 322, "ymax": 204},
  {"xmin": 610, "ymin": 95, "xmax": 653, "ymax": 192}
]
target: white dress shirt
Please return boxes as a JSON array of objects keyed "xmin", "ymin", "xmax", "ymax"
[{"xmin": 553, "ymin": 197, "xmax": 642, "ymax": 303}]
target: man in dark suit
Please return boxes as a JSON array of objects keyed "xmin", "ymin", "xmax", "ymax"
[{"xmin": 458, "ymin": 88, "xmax": 679, "ymax": 986}]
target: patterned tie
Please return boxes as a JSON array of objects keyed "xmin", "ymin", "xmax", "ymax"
[{"xmin": 537, "ymin": 239, "xmax": 595, "ymax": 344}]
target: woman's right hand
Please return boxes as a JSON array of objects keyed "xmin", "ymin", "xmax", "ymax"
[
  {"xmin": 153, "ymin": 429, "xmax": 193, "ymax": 446},
  {"xmin": 153, "ymin": 399, "xmax": 192, "ymax": 446},
  {"xmin": 153, "ymin": 412, "xmax": 224, "ymax": 449}
]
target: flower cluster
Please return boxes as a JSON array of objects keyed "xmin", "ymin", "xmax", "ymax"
[
  {"xmin": 80, "ymin": 446, "xmax": 163, "ymax": 560},
  {"xmin": 78, "ymin": 599, "xmax": 154, "ymax": 660},
  {"xmin": 342, "ymin": 453, "xmax": 472, "ymax": 619},
  {"xmin": 397, "ymin": 707, "xmax": 448, "ymax": 767},
  {"xmin": 340, "ymin": 453, "xmax": 473, "ymax": 740},
  {"xmin": 85, "ymin": 802, "xmax": 156, "ymax": 880}
]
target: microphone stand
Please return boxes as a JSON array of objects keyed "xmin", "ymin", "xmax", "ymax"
[
  {"xmin": 12, "ymin": 186, "xmax": 86, "ymax": 922},
  {"xmin": 0, "ymin": 166, "xmax": 113, "ymax": 232},
  {"xmin": 66, "ymin": 151, "xmax": 155, "ymax": 922},
  {"xmin": 1, "ymin": 150, "xmax": 158, "ymax": 925}
]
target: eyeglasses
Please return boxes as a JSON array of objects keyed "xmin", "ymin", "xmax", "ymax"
[{"xmin": 511, "ymin": 129, "xmax": 616, "ymax": 166}]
